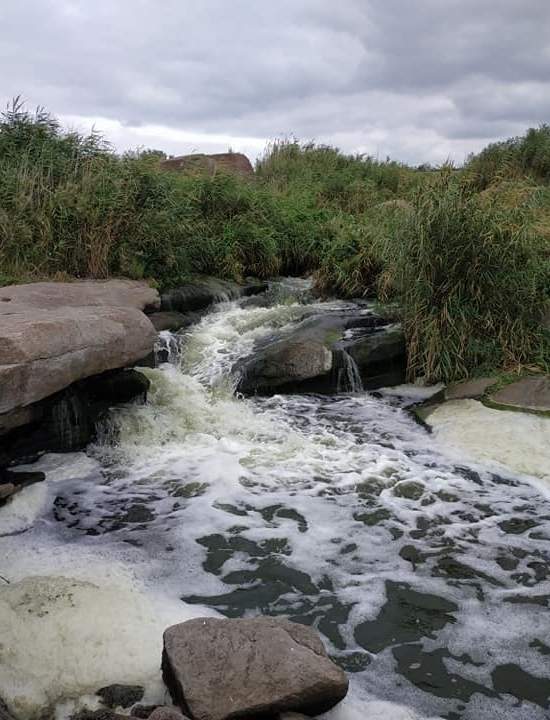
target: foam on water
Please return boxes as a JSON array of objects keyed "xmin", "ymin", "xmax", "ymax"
[
  {"xmin": 427, "ymin": 399, "xmax": 550, "ymax": 483},
  {"xmin": 2, "ymin": 288, "xmax": 550, "ymax": 720}
]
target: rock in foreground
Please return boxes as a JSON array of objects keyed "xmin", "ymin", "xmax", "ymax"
[{"xmin": 162, "ymin": 617, "xmax": 348, "ymax": 720}]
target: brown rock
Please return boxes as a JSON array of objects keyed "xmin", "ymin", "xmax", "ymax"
[
  {"xmin": 162, "ymin": 617, "xmax": 348, "ymax": 720},
  {"xmin": 161, "ymin": 153, "xmax": 254, "ymax": 178},
  {"xmin": 0, "ymin": 484, "xmax": 16, "ymax": 503}
]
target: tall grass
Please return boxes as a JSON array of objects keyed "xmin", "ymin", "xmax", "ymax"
[
  {"xmin": 384, "ymin": 170, "xmax": 549, "ymax": 381},
  {"xmin": 0, "ymin": 101, "xmax": 547, "ymax": 381}
]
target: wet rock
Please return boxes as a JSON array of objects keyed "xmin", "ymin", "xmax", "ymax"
[
  {"xmin": 161, "ymin": 276, "xmax": 267, "ymax": 314},
  {"xmin": 235, "ymin": 308, "xmax": 405, "ymax": 395},
  {"xmin": 130, "ymin": 707, "xmax": 162, "ymax": 719},
  {"xmin": 393, "ymin": 480, "xmax": 425, "ymax": 500},
  {"xmin": 72, "ymin": 709, "xmax": 127, "ymax": 720},
  {"xmin": 162, "ymin": 617, "xmax": 348, "ymax": 720},
  {"xmin": 0, "ymin": 484, "xmax": 16, "ymax": 504},
  {"xmin": 0, "ymin": 369, "xmax": 150, "ymax": 467},
  {"xmin": 343, "ymin": 324, "xmax": 406, "ymax": 389},
  {"xmin": 148, "ymin": 312, "xmax": 192, "ymax": 333},
  {"xmin": 237, "ymin": 341, "xmax": 333, "ymax": 395},
  {"xmin": 97, "ymin": 684, "xmax": 144, "ymax": 709}
]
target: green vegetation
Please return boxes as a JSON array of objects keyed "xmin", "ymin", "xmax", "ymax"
[{"xmin": 0, "ymin": 100, "xmax": 548, "ymax": 381}]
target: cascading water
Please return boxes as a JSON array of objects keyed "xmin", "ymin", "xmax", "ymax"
[
  {"xmin": 334, "ymin": 348, "xmax": 364, "ymax": 393},
  {"xmin": 1, "ymin": 280, "xmax": 550, "ymax": 720}
]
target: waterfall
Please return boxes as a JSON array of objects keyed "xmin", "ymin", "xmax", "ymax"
[{"xmin": 333, "ymin": 348, "xmax": 363, "ymax": 393}]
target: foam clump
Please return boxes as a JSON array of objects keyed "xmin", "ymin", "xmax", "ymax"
[{"xmin": 0, "ymin": 574, "xmax": 184, "ymax": 718}]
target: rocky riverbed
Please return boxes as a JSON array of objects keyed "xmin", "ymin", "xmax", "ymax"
[{"xmin": 1, "ymin": 278, "xmax": 550, "ymax": 720}]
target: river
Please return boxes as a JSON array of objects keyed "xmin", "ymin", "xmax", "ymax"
[{"xmin": 1, "ymin": 279, "xmax": 550, "ymax": 720}]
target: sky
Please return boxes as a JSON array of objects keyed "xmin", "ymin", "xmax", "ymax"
[{"xmin": 1, "ymin": 0, "xmax": 549, "ymax": 166}]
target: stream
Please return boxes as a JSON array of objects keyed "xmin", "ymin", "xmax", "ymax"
[{"xmin": 1, "ymin": 279, "xmax": 550, "ymax": 720}]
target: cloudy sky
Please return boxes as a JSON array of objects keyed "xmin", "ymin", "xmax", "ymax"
[{"xmin": 1, "ymin": 0, "xmax": 549, "ymax": 165}]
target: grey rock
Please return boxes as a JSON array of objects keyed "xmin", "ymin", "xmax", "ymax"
[
  {"xmin": 0, "ymin": 279, "xmax": 159, "ymax": 313},
  {"xmin": 161, "ymin": 276, "xmax": 266, "ymax": 314},
  {"xmin": 97, "ymin": 684, "xmax": 144, "ymax": 709},
  {"xmin": 238, "ymin": 341, "xmax": 333, "ymax": 395},
  {"xmin": 445, "ymin": 377, "xmax": 497, "ymax": 400},
  {"xmin": 162, "ymin": 616, "xmax": 348, "ymax": 720},
  {"xmin": 489, "ymin": 375, "xmax": 550, "ymax": 414},
  {"xmin": 130, "ymin": 706, "xmax": 161, "ymax": 719},
  {"xmin": 235, "ymin": 308, "xmax": 405, "ymax": 395},
  {"xmin": 0, "ymin": 305, "xmax": 156, "ymax": 415},
  {"xmin": 148, "ymin": 312, "xmax": 192, "ymax": 333}
]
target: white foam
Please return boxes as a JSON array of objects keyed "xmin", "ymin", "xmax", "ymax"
[{"xmin": 427, "ymin": 399, "xmax": 550, "ymax": 482}]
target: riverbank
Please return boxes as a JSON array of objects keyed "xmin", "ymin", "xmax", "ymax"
[{"xmin": 1, "ymin": 278, "xmax": 550, "ymax": 720}]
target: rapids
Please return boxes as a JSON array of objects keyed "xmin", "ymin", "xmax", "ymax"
[{"xmin": 1, "ymin": 279, "xmax": 550, "ymax": 720}]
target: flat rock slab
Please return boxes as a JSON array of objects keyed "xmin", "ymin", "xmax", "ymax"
[
  {"xmin": 162, "ymin": 617, "xmax": 348, "ymax": 720},
  {"xmin": 0, "ymin": 306, "xmax": 156, "ymax": 414},
  {"xmin": 0, "ymin": 279, "xmax": 159, "ymax": 313},
  {"xmin": 445, "ymin": 377, "xmax": 497, "ymax": 400},
  {"xmin": 489, "ymin": 375, "xmax": 550, "ymax": 413}
]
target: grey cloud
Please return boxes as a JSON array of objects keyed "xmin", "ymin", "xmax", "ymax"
[{"xmin": 1, "ymin": 0, "xmax": 548, "ymax": 164}]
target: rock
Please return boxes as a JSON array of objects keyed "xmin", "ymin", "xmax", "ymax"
[
  {"xmin": 130, "ymin": 706, "xmax": 162, "ymax": 719},
  {"xmin": 0, "ymin": 484, "xmax": 16, "ymax": 503},
  {"xmin": 343, "ymin": 325, "xmax": 406, "ymax": 389},
  {"xmin": 0, "ymin": 369, "xmax": 150, "ymax": 467},
  {"xmin": 238, "ymin": 341, "xmax": 333, "ymax": 395},
  {"xmin": 72, "ymin": 709, "xmax": 127, "ymax": 720},
  {"xmin": 148, "ymin": 312, "xmax": 193, "ymax": 333},
  {"xmin": 235, "ymin": 309, "xmax": 406, "ymax": 396},
  {"xmin": 488, "ymin": 375, "xmax": 550, "ymax": 414},
  {"xmin": 96, "ymin": 684, "xmax": 144, "ymax": 709},
  {"xmin": 445, "ymin": 377, "xmax": 497, "ymax": 400},
  {"xmin": 0, "ymin": 305, "xmax": 156, "ymax": 415},
  {"xmin": 148, "ymin": 708, "xmax": 190, "ymax": 720},
  {"xmin": 0, "ymin": 471, "xmax": 45, "ymax": 504},
  {"xmin": 161, "ymin": 277, "xmax": 267, "ymax": 314},
  {"xmin": 0, "ymin": 279, "xmax": 160, "ymax": 313},
  {"xmin": 162, "ymin": 617, "xmax": 348, "ymax": 720},
  {"xmin": 160, "ymin": 153, "xmax": 254, "ymax": 178},
  {"xmin": 278, "ymin": 714, "xmax": 313, "ymax": 720}
]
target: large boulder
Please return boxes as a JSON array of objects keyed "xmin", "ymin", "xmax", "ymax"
[
  {"xmin": 0, "ymin": 305, "xmax": 156, "ymax": 414},
  {"xmin": 162, "ymin": 617, "xmax": 348, "ymax": 720},
  {"xmin": 235, "ymin": 309, "xmax": 406, "ymax": 395},
  {"xmin": 238, "ymin": 341, "xmax": 333, "ymax": 394},
  {"xmin": 0, "ymin": 279, "xmax": 160, "ymax": 313}
]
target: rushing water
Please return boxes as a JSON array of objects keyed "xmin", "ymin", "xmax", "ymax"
[{"xmin": 1, "ymin": 280, "xmax": 550, "ymax": 720}]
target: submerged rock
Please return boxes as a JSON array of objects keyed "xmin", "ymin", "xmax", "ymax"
[
  {"xmin": 161, "ymin": 277, "xmax": 267, "ymax": 314},
  {"xmin": 97, "ymin": 684, "xmax": 144, "ymax": 709},
  {"xmin": 162, "ymin": 617, "xmax": 348, "ymax": 720},
  {"xmin": 148, "ymin": 708, "xmax": 190, "ymax": 720}
]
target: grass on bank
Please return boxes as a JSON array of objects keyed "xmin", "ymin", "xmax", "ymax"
[{"xmin": 0, "ymin": 100, "xmax": 548, "ymax": 381}]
